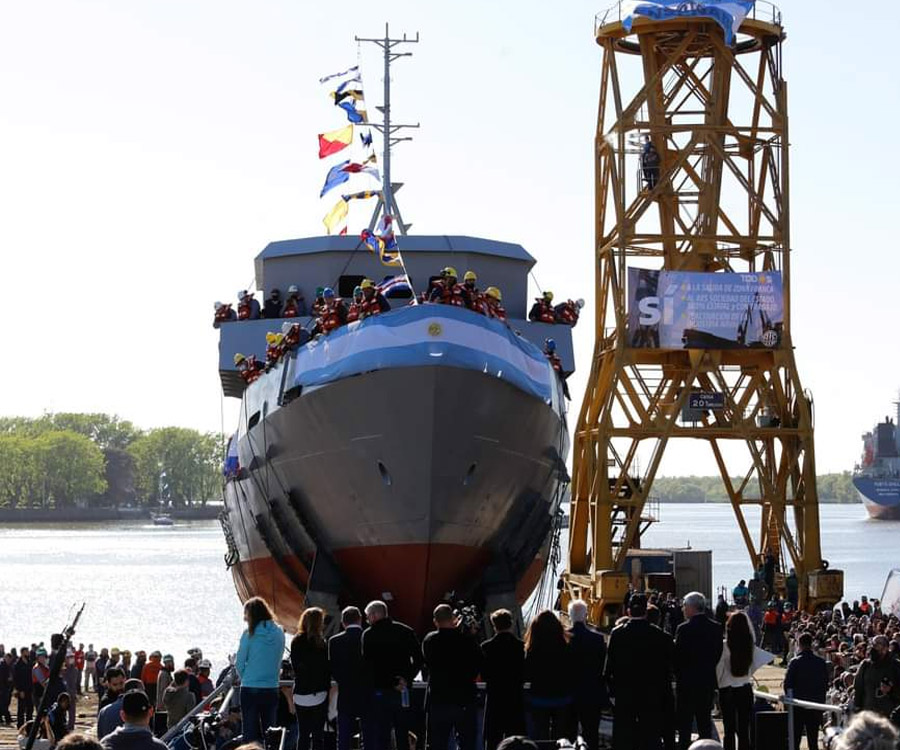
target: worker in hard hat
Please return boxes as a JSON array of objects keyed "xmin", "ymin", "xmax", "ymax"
[
  {"xmin": 213, "ymin": 301, "xmax": 237, "ymax": 327},
  {"xmin": 428, "ymin": 266, "xmax": 470, "ymax": 308},
  {"xmin": 264, "ymin": 332, "xmax": 282, "ymax": 367},
  {"xmin": 283, "ymin": 284, "xmax": 307, "ymax": 317},
  {"xmin": 554, "ymin": 297, "xmax": 585, "ymax": 326},
  {"xmin": 483, "ymin": 287, "xmax": 507, "ymax": 322},
  {"xmin": 462, "ymin": 270, "xmax": 486, "ymax": 314},
  {"xmin": 315, "ymin": 287, "xmax": 348, "ymax": 335},
  {"xmin": 346, "ymin": 286, "xmax": 364, "ymax": 323},
  {"xmin": 359, "ymin": 278, "xmax": 390, "ymax": 319},
  {"xmin": 236, "ymin": 290, "xmax": 261, "ymax": 321},
  {"xmin": 310, "ymin": 286, "xmax": 327, "ymax": 318},
  {"xmin": 234, "ymin": 353, "xmax": 264, "ymax": 384},
  {"xmin": 544, "ymin": 339, "xmax": 569, "ymax": 399},
  {"xmin": 529, "ymin": 290, "xmax": 556, "ymax": 324}
]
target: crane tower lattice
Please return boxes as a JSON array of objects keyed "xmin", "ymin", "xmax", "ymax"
[{"xmin": 563, "ymin": 3, "xmax": 844, "ymax": 624}]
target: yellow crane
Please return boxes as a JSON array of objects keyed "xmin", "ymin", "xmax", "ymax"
[{"xmin": 562, "ymin": 3, "xmax": 844, "ymax": 625}]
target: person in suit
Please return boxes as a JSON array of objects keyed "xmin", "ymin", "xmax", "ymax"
[
  {"xmin": 604, "ymin": 593, "xmax": 674, "ymax": 750},
  {"xmin": 567, "ymin": 600, "xmax": 607, "ymax": 750},
  {"xmin": 784, "ymin": 631, "xmax": 828, "ymax": 750},
  {"xmin": 422, "ymin": 604, "xmax": 483, "ymax": 750},
  {"xmin": 361, "ymin": 600, "xmax": 423, "ymax": 750},
  {"xmin": 674, "ymin": 592, "xmax": 724, "ymax": 750},
  {"xmin": 481, "ymin": 609, "xmax": 526, "ymax": 750},
  {"xmin": 328, "ymin": 607, "xmax": 369, "ymax": 750}
]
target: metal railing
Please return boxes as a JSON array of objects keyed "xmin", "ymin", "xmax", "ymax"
[
  {"xmin": 594, "ymin": 1, "xmax": 783, "ymax": 35},
  {"xmin": 753, "ymin": 688, "xmax": 848, "ymax": 746}
]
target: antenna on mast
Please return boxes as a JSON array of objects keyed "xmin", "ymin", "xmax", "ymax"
[{"xmin": 355, "ymin": 23, "xmax": 419, "ymax": 236}]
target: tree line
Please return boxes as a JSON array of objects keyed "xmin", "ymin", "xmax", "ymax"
[
  {"xmin": 652, "ymin": 472, "xmax": 858, "ymax": 504},
  {"xmin": 0, "ymin": 413, "xmax": 223, "ymax": 509}
]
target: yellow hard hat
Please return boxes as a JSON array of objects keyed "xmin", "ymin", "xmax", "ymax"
[
  {"xmin": 274, "ymin": 333, "xmax": 284, "ymax": 344},
  {"xmin": 543, "ymin": 290, "xmax": 554, "ymax": 301},
  {"xmin": 234, "ymin": 353, "xmax": 246, "ymax": 366},
  {"xmin": 360, "ymin": 278, "xmax": 375, "ymax": 289},
  {"xmin": 485, "ymin": 286, "xmax": 502, "ymax": 301},
  {"xmin": 265, "ymin": 332, "xmax": 277, "ymax": 344},
  {"xmin": 443, "ymin": 266, "xmax": 458, "ymax": 279},
  {"xmin": 464, "ymin": 271, "xmax": 477, "ymax": 282}
]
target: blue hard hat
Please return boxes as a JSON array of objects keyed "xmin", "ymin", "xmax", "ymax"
[
  {"xmin": 545, "ymin": 338, "xmax": 556, "ymax": 352},
  {"xmin": 323, "ymin": 287, "xmax": 335, "ymax": 298}
]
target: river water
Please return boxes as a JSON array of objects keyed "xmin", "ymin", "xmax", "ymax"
[{"xmin": 0, "ymin": 505, "xmax": 895, "ymax": 673}]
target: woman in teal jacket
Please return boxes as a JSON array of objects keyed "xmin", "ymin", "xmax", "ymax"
[{"xmin": 235, "ymin": 597, "xmax": 285, "ymax": 743}]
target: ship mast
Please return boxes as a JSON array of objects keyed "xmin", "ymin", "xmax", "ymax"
[{"xmin": 355, "ymin": 23, "xmax": 419, "ymax": 236}]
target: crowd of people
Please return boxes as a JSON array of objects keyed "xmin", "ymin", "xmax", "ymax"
[
  {"xmin": 5, "ymin": 585, "xmax": 897, "ymax": 750},
  {"xmin": 222, "ymin": 267, "xmax": 582, "ymax": 388},
  {"xmin": 0, "ymin": 639, "xmax": 219, "ymax": 749}
]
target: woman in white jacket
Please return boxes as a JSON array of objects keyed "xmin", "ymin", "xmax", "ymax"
[{"xmin": 716, "ymin": 611, "xmax": 775, "ymax": 750}]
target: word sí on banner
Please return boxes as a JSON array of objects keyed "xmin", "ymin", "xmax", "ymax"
[{"xmin": 626, "ymin": 268, "xmax": 784, "ymax": 350}]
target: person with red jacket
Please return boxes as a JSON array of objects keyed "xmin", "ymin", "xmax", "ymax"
[
  {"xmin": 141, "ymin": 651, "xmax": 164, "ymax": 706},
  {"xmin": 529, "ymin": 291, "xmax": 556, "ymax": 323},
  {"xmin": 283, "ymin": 285, "xmax": 307, "ymax": 317},
  {"xmin": 316, "ymin": 288, "xmax": 348, "ymax": 335},
  {"xmin": 554, "ymin": 298, "xmax": 584, "ymax": 326},
  {"xmin": 429, "ymin": 267, "xmax": 470, "ymax": 308},
  {"xmin": 237, "ymin": 290, "xmax": 261, "ymax": 320},
  {"xmin": 483, "ymin": 287, "xmax": 507, "ymax": 322},
  {"xmin": 359, "ymin": 279, "xmax": 390, "ymax": 319},
  {"xmin": 346, "ymin": 286, "xmax": 364, "ymax": 323}
]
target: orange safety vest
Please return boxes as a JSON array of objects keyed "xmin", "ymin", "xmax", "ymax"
[
  {"xmin": 311, "ymin": 299, "xmax": 326, "ymax": 317},
  {"xmin": 237, "ymin": 298, "xmax": 255, "ymax": 320},
  {"xmin": 464, "ymin": 287, "xmax": 485, "ymax": 314},
  {"xmin": 284, "ymin": 326, "xmax": 301, "ymax": 348},
  {"xmin": 239, "ymin": 357, "xmax": 262, "ymax": 384},
  {"xmin": 436, "ymin": 284, "xmax": 467, "ymax": 307},
  {"xmin": 859, "ymin": 602, "xmax": 871, "ymax": 615},
  {"xmin": 283, "ymin": 298, "xmax": 301, "ymax": 318},
  {"xmin": 534, "ymin": 300, "xmax": 555, "ymax": 324},
  {"xmin": 361, "ymin": 294, "xmax": 385, "ymax": 318},
  {"xmin": 556, "ymin": 300, "xmax": 580, "ymax": 326},
  {"xmin": 320, "ymin": 301, "xmax": 344, "ymax": 333},
  {"xmin": 547, "ymin": 353, "xmax": 563, "ymax": 373},
  {"xmin": 265, "ymin": 344, "xmax": 280, "ymax": 364},
  {"xmin": 215, "ymin": 305, "xmax": 234, "ymax": 323},
  {"xmin": 485, "ymin": 299, "xmax": 507, "ymax": 321},
  {"xmin": 346, "ymin": 302, "xmax": 361, "ymax": 323},
  {"xmin": 763, "ymin": 610, "xmax": 779, "ymax": 627}
]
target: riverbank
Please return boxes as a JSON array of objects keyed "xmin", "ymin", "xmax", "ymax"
[{"xmin": 0, "ymin": 505, "xmax": 223, "ymax": 523}]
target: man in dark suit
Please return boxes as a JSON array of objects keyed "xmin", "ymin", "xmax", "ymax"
[
  {"xmin": 329, "ymin": 606, "xmax": 369, "ymax": 750},
  {"xmin": 604, "ymin": 593, "xmax": 674, "ymax": 750},
  {"xmin": 567, "ymin": 599, "xmax": 607, "ymax": 750},
  {"xmin": 673, "ymin": 591, "xmax": 723, "ymax": 750},
  {"xmin": 422, "ymin": 604, "xmax": 482, "ymax": 750},
  {"xmin": 480, "ymin": 609, "xmax": 525, "ymax": 750},
  {"xmin": 361, "ymin": 600, "xmax": 423, "ymax": 750},
  {"xmin": 784, "ymin": 631, "xmax": 828, "ymax": 750}
]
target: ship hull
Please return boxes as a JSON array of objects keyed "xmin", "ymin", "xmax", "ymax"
[
  {"xmin": 221, "ymin": 364, "xmax": 568, "ymax": 633},
  {"xmin": 852, "ymin": 477, "xmax": 900, "ymax": 521}
]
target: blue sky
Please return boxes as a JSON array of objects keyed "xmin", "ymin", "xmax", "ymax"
[{"xmin": 1, "ymin": 0, "xmax": 897, "ymax": 476}]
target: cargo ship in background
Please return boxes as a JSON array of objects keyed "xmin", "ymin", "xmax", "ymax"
[
  {"xmin": 215, "ymin": 32, "xmax": 575, "ymax": 633},
  {"xmin": 853, "ymin": 396, "xmax": 900, "ymax": 520}
]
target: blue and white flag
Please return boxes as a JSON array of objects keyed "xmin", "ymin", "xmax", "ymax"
[
  {"xmin": 320, "ymin": 160, "xmax": 352, "ymax": 197},
  {"xmin": 621, "ymin": 1, "xmax": 755, "ymax": 44}
]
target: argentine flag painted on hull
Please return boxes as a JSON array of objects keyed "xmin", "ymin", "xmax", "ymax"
[
  {"xmin": 622, "ymin": 1, "xmax": 756, "ymax": 44},
  {"xmin": 292, "ymin": 305, "xmax": 556, "ymax": 403}
]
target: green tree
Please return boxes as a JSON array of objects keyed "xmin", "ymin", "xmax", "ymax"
[
  {"xmin": 0, "ymin": 436, "xmax": 41, "ymax": 508},
  {"xmin": 129, "ymin": 428, "xmax": 222, "ymax": 507},
  {"xmin": 32, "ymin": 431, "xmax": 107, "ymax": 507}
]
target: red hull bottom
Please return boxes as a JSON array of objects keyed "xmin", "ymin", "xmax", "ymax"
[{"xmin": 232, "ymin": 543, "xmax": 545, "ymax": 633}]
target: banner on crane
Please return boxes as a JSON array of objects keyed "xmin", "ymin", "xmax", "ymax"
[
  {"xmin": 626, "ymin": 268, "xmax": 783, "ymax": 350},
  {"xmin": 621, "ymin": 1, "xmax": 756, "ymax": 45}
]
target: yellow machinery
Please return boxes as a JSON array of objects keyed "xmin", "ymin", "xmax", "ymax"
[{"xmin": 562, "ymin": 4, "xmax": 844, "ymax": 625}]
